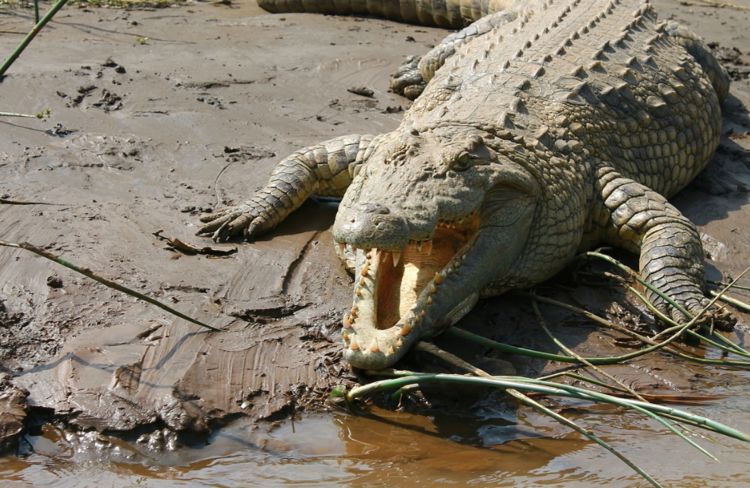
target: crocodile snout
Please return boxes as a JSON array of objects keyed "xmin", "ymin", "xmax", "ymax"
[{"xmin": 332, "ymin": 202, "xmax": 409, "ymax": 248}]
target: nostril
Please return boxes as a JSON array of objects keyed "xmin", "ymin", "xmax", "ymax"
[{"xmin": 358, "ymin": 202, "xmax": 390, "ymax": 215}]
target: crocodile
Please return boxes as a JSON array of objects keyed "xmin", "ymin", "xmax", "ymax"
[{"xmin": 198, "ymin": 0, "xmax": 731, "ymax": 369}]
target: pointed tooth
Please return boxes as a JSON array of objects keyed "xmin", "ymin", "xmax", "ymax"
[
  {"xmin": 417, "ymin": 241, "xmax": 423, "ymax": 252},
  {"xmin": 361, "ymin": 263, "xmax": 369, "ymax": 276},
  {"xmin": 343, "ymin": 314, "xmax": 352, "ymax": 328},
  {"xmin": 423, "ymin": 240, "xmax": 433, "ymax": 256},
  {"xmin": 337, "ymin": 242, "xmax": 346, "ymax": 253},
  {"xmin": 350, "ymin": 341, "xmax": 360, "ymax": 351},
  {"xmin": 385, "ymin": 346, "xmax": 395, "ymax": 356},
  {"xmin": 351, "ymin": 305, "xmax": 358, "ymax": 318},
  {"xmin": 400, "ymin": 323, "xmax": 413, "ymax": 336},
  {"xmin": 392, "ymin": 250, "xmax": 401, "ymax": 267},
  {"xmin": 434, "ymin": 272, "xmax": 444, "ymax": 285},
  {"xmin": 369, "ymin": 341, "xmax": 380, "ymax": 353},
  {"xmin": 395, "ymin": 337, "xmax": 403, "ymax": 348}
]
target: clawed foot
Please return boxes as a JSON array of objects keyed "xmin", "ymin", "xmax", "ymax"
[
  {"xmin": 196, "ymin": 203, "xmax": 268, "ymax": 242},
  {"xmin": 389, "ymin": 55, "xmax": 426, "ymax": 100},
  {"xmin": 653, "ymin": 293, "xmax": 735, "ymax": 331}
]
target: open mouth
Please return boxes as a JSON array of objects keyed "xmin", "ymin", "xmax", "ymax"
[{"xmin": 337, "ymin": 210, "xmax": 481, "ymax": 363}]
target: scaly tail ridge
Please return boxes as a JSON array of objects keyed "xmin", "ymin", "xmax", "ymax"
[{"xmin": 257, "ymin": 0, "xmax": 513, "ymax": 28}]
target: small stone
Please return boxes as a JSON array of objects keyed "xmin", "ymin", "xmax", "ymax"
[
  {"xmin": 46, "ymin": 276, "xmax": 63, "ymax": 289},
  {"xmin": 347, "ymin": 86, "xmax": 374, "ymax": 98}
]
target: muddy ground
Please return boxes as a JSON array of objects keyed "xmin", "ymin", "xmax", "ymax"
[{"xmin": 1, "ymin": 0, "xmax": 750, "ymax": 480}]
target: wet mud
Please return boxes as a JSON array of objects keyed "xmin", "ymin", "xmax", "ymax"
[{"xmin": 1, "ymin": 0, "xmax": 750, "ymax": 485}]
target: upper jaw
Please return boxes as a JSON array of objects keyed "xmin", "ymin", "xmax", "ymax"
[{"xmin": 335, "ymin": 211, "xmax": 482, "ymax": 369}]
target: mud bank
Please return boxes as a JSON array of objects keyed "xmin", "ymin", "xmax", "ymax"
[{"xmin": 0, "ymin": 0, "xmax": 749, "ymax": 479}]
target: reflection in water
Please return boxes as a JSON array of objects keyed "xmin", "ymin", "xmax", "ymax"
[{"xmin": 3, "ymin": 388, "xmax": 750, "ymax": 488}]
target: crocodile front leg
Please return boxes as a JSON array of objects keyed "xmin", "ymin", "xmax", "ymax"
[
  {"xmin": 593, "ymin": 167, "xmax": 732, "ymax": 326},
  {"xmin": 390, "ymin": 9, "xmax": 520, "ymax": 99},
  {"xmin": 197, "ymin": 134, "xmax": 375, "ymax": 242}
]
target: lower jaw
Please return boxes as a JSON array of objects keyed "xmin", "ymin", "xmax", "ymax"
[{"xmin": 341, "ymin": 292, "xmax": 480, "ymax": 369}]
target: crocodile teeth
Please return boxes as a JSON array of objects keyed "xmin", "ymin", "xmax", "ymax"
[
  {"xmin": 343, "ymin": 314, "xmax": 353, "ymax": 328},
  {"xmin": 369, "ymin": 341, "xmax": 380, "ymax": 353},
  {"xmin": 392, "ymin": 251, "xmax": 402, "ymax": 267},
  {"xmin": 423, "ymin": 240, "xmax": 433, "ymax": 256},
  {"xmin": 400, "ymin": 323, "xmax": 413, "ymax": 336},
  {"xmin": 416, "ymin": 241, "xmax": 423, "ymax": 252}
]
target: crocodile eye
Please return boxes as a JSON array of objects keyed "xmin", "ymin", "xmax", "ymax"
[{"xmin": 452, "ymin": 152, "xmax": 473, "ymax": 172}]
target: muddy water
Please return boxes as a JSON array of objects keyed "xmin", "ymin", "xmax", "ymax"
[
  {"xmin": 2, "ymin": 0, "xmax": 750, "ymax": 485},
  {"xmin": 5, "ymin": 388, "xmax": 750, "ymax": 487}
]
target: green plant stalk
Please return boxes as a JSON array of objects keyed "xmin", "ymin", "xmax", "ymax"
[
  {"xmin": 537, "ymin": 371, "xmax": 631, "ymax": 393},
  {"xmin": 710, "ymin": 290, "xmax": 750, "ymax": 313},
  {"xmin": 532, "ymin": 297, "xmax": 650, "ymax": 403},
  {"xmin": 624, "ymin": 285, "xmax": 750, "ymax": 358},
  {"xmin": 0, "ymin": 111, "xmax": 37, "ymax": 118},
  {"xmin": 394, "ymin": 346, "xmax": 665, "ymax": 485},
  {"xmin": 623, "ymin": 280, "xmax": 749, "ymax": 356},
  {"xmin": 531, "ymin": 292, "xmax": 750, "ymax": 367},
  {"xmin": 448, "ymin": 311, "xmax": 709, "ymax": 366},
  {"xmin": 0, "ymin": 0, "xmax": 70, "ymax": 78},
  {"xmin": 584, "ymin": 251, "xmax": 692, "ymax": 317},
  {"xmin": 505, "ymin": 388, "xmax": 663, "ymax": 487},
  {"xmin": 584, "ymin": 254, "xmax": 750, "ymax": 356},
  {"xmin": 34, "ymin": 0, "xmax": 40, "ymax": 22},
  {"xmin": 347, "ymin": 373, "xmax": 750, "ymax": 442},
  {"xmin": 0, "ymin": 240, "xmax": 221, "ymax": 332},
  {"xmin": 508, "ymin": 302, "xmax": 718, "ymax": 462},
  {"xmin": 589, "ymin": 252, "xmax": 749, "ymax": 342}
]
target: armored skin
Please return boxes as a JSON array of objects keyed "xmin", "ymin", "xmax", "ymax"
[{"xmin": 198, "ymin": 0, "xmax": 730, "ymax": 369}]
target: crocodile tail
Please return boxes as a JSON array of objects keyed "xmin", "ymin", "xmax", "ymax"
[{"xmin": 257, "ymin": 0, "xmax": 512, "ymax": 28}]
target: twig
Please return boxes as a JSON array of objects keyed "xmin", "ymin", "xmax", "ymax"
[
  {"xmin": 709, "ymin": 280, "xmax": 750, "ymax": 292},
  {"xmin": 414, "ymin": 342, "xmax": 490, "ymax": 377},
  {"xmin": 213, "ymin": 161, "xmax": 234, "ymax": 208},
  {"xmin": 0, "ymin": 240, "xmax": 221, "ymax": 332},
  {"xmin": 0, "ymin": 198, "xmax": 66, "ymax": 205},
  {"xmin": 0, "ymin": 0, "xmax": 71, "ymax": 79}
]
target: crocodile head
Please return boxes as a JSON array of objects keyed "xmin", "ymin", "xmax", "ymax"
[{"xmin": 332, "ymin": 126, "xmax": 539, "ymax": 369}]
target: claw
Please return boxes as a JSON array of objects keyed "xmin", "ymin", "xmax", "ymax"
[{"xmin": 197, "ymin": 213, "xmax": 236, "ymax": 236}]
